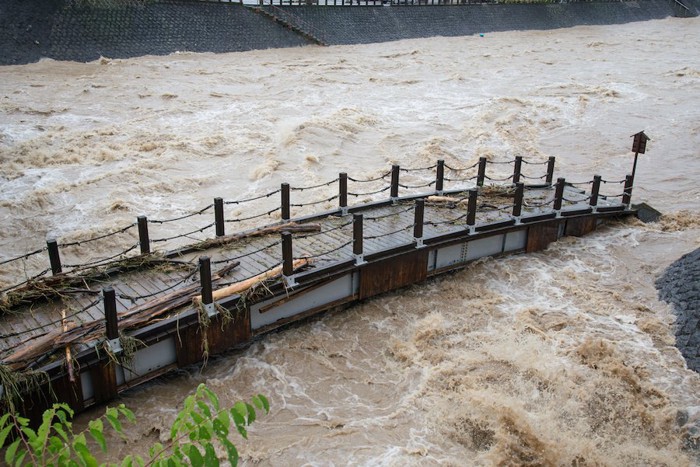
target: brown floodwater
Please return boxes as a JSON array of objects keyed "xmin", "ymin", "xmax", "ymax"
[{"xmin": 1, "ymin": 16, "xmax": 700, "ymax": 465}]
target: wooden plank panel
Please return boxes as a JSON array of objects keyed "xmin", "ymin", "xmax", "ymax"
[
  {"xmin": 565, "ymin": 217, "xmax": 597, "ymax": 237},
  {"xmin": 88, "ymin": 360, "xmax": 118, "ymax": 404},
  {"xmin": 359, "ymin": 249, "xmax": 429, "ymax": 300},
  {"xmin": 526, "ymin": 221, "xmax": 561, "ymax": 253}
]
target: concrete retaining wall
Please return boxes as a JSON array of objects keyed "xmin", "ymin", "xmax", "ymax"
[{"xmin": 0, "ymin": 0, "xmax": 686, "ymax": 65}]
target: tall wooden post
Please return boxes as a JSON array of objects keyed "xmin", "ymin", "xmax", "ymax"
[
  {"xmin": 435, "ymin": 160, "xmax": 445, "ymax": 195},
  {"xmin": 214, "ymin": 198, "xmax": 225, "ymax": 237},
  {"xmin": 554, "ymin": 177, "xmax": 566, "ymax": 212},
  {"xmin": 353, "ymin": 214, "xmax": 364, "ymax": 264},
  {"xmin": 103, "ymin": 287, "xmax": 118, "ymax": 341},
  {"xmin": 137, "ymin": 216, "xmax": 150, "ymax": 255},
  {"xmin": 281, "ymin": 183, "xmax": 290, "ymax": 221},
  {"xmin": 47, "ymin": 238, "xmax": 62, "ymax": 275},
  {"xmin": 339, "ymin": 173, "xmax": 348, "ymax": 214},
  {"xmin": 545, "ymin": 156, "xmax": 556, "ymax": 185},
  {"xmin": 413, "ymin": 199, "xmax": 425, "ymax": 247},
  {"xmin": 282, "ymin": 232, "xmax": 293, "ymax": 277},
  {"xmin": 622, "ymin": 175, "xmax": 633, "ymax": 206},
  {"xmin": 199, "ymin": 256, "xmax": 213, "ymax": 308},
  {"xmin": 390, "ymin": 165, "xmax": 400, "ymax": 200},
  {"xmin": 467, "ymin": 189, "xmax": 478, "ymax": 228},
  {"xmin": 513, "ymin": 156, "xmax": 523, "ymax": 185},
  {"xmin": 512, "ymin": 182, "xmax": 524, "ymax": 218},
  {"xmin": 589, "ymin": 175, "xmax": 602, "ymax": 207},
  {"xmin": 477, "ymin": 157, "xmax": 487, "ymax": 187}
]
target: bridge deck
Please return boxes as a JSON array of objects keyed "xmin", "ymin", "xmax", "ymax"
[{"xmin": 0, "ymin": 183, "xmax": 621, "ymax": 363}]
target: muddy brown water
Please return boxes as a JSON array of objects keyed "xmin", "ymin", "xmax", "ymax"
[{"xmin": 1, "ymin": 17, "xmax": 700, "ymax": 465}]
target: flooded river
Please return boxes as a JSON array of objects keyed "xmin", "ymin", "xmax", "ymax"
[{"xmin": 1, "ymin": 16, "xmax": 700, "ymax": 465}]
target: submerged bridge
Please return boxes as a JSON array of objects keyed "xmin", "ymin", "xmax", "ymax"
[{"xmin": 0, "ymin": 152, "xmax": 645, "ymax": 418}]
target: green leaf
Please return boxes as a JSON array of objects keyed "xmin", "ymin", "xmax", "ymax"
[
  {"xmin": 203, "ymin": 443, "xmax": 218, "ymax": 467},
  {"xmin": 52, "ymin": 422, "xmax": 70, "ymax": 443},
  {"xmin": 196, "ymin": 400, "xmax": 212, "ymax": 419},
  {"xmin": 202, "ymin": 386, "xmax": 220, "ymax": 412},
  {"xmin": 5, "ymin": 439, "xmax": 20, "ymax": 464},
  {"xmin": 190, "ymin": 410, "xmax": 205, "ymax": 425},
  {"xmin": 213, "ymin": 417, "xmax": 229, "ymax": 439},
  {"xmin": 48, "ymin": 435, "xmax": 64, "ymax": 453},
  {"xmin": 118, "ymin": 404, "xmax": 136, "ymax": 422},
  {"xmin": 245, "ymin": 403, "xmax": 256, "ymax": 425},
  {"xmin": 233, "ymin": 402, "xmax": 248, "ymax": 422},
  {"xmin": 13, "ymin": 448, "xmax": 27, "ymax": 467},
  {"xmin": 0, "ymin": 424, "xmax": 13, "ymax": 449},
  {"xmin": 187, "ymin": 444, "xmax": 204, "ymax": 467},
  {"xmin": 0, "ymin": 413, "xmax": 10, "ymax": 429},
  {"xmin": 106, "ymin": 412, "xmax": 123, "ymax": 433},
  {"xmin": 198, "ymin": 425, "xmax": 212, "ymax": 441},
  {"xmin": 221, "ymin": 438, "xmax": 239, "ymax": 467},
  {"xmin": 89, "ymin": 418, "xmax": 107, "ymax": 452},
  {"xmin": 229, "ymin": 409, "xmax": 246, "ymax": 438},
  {"xmin": 73, "ymin": 440, "xmax": 98, "ymax": 467}
]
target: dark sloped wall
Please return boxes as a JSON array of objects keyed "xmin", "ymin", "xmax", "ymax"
[{"xmin": 0, "ymin": 0, "xmax": 684, "ymax": 65}]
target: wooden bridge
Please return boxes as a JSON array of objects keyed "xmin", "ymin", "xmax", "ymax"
[{"xmin": 0, "ymin": 154, "xmax": 641, "ymax": 418}]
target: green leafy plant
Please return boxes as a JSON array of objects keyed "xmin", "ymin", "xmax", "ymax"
[{"xmin": 0, "ymin": 383, "xmax": 269, "ymax": 467}]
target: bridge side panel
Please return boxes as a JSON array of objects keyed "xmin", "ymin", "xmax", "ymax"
[
  {"xmin": 251, "ymin": 274, "xmax": 356, "ymax": 330},
  {"xmin": 527, "ymin": 221, "xmax": 561, "ymax": 253},
  {"xmin": 565, "ymin": 217, "xmax": 597, "ymax": 237},
  {"xmin": 359, "ymin": 249, "xmax": 429, "ymax": 300}
]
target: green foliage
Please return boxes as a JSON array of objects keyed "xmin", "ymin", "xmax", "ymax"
[{"xmin": 0, "ymin": 384, "xmax": 269, "ymax": 467}]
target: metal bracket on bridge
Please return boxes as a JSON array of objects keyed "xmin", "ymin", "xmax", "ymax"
[
  {"xmin": 106, "ymin": 337, "xmax": 122, "ymax": 355},
  {"xmin": 513, "ymin": 216, "xmax": 522, "ymax": 225},
  {"xmin": 203, "ymin": 302, "xmax": 217, "ymax": 318},
  {"xmin": 284, "ymin": 274, "xmax": 298, "ymax": 288},
  {"xmin": 341, "ymin": 206, "xmax": 349, "ymax": 216},
  {"xmin": 354, "ymin": 254, "xmax": 366, "ymax": 266},
  {"xmin": 415, "ymin": 238, "xmax": 425, "ymax": 248}
]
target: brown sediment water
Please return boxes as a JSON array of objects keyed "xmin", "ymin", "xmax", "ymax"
[{"xmin": 1, "ymin": 17, "xmax": 700, "ymax": 465}]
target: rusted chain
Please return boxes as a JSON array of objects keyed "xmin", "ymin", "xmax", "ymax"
[
  {"xmin": 520, "ymin": 173, "xmax": 547, "ymax": 180},
  {"xmin": 562, "ymin": 196, "xmax": 591, "ymax": 203},
  {"xmin": 348, "ymin": 170, "xmax": 392, "ymax": 183},
  {"xmin": 296, "ymin": 219, "xmax": 353, "ymax": 239},
  {"xmin": 567, "ymin": 180, "xmax": 593, "ymax": 186},
  {"xmin": 426, "ymin": 212, "xmax": 469, "ymax": 226},
  {"xmin": 118, "ymin": 265, "xmax": 199, "ymax": 302},
  {"xmin": 444, "ymin": 161, "xmax": 479, "ymax": 171},
  {"xmin": 524, "ymin": 199, "xmax": 556, "ymax": 208},
  {"xmin": 364, "ymin": 223, "xmax": 414, "ymax": 240},
  {"xmin": 58, "ymin": 223, "xmax": 137, "ymax": 248},
  {"xmin": 521, "ymin": 159, "xmax": 549, "ymax": 165},
  {"xmin": 302, "ymin": 240, "xmax": 353, "ymax": 259},
  {"xmin": 290, "ymin": 178, "xmax": 339, "ymax": 191},
  {"xmin": 444, "ymin": 175, "xmax": 478, "ymax": 183},
  {"xmin": 348, "ymin": 185, "xmax": 391, "ymax": 197},
  {"xmin": 602, "ymin": 178, "xmax": 626, "ymax": 184},
  {"xmin": 291, "ymin": 194, "xmax": 339, "ymax": 208},
  {"xmin": 224, "ymin": 189, "xmax": 281, "ymax": 205},
  {"xmin": 0, "ymin": 268, "xmax": 52, "ymax": 294},
  {"xmin": 364, "ymin": 205, "xmax": 415, "ymax": 221},
  {"xmin": 485, "ymin": 174, "xmax": 514, "ymax": 182},
  {"xmin": 151, "ymin": 223, "xmax": 215, "ymax": 243},
  {"xmin": 150, "ymin": 205, "xmax": 214, "ymax": 224},
  {"xmin": 400, "ymin": 163, "xmax": 438, "ymax": 172},
  {"xmin": 0, "ymin": 247, "xmax": 48, "ymax": 266},
  {"xmin": 212, "ymin": 240, "xmax": 282, "ymax": 265},
  {"xmin": 64, "ymin": 243, "xmax": 140, "ymax": 269},
  {"xmin": 0, "ymin": 296, "xmax": 103, "ymax": 340},
  {"xmin": 398, "ymin": 180, "xmax": 435, "ymax": 189},
  {"xmin": 486, "ymin": 160, "xmax": 515, "ymax": 165},
  {"xmin": 225, "ymin": 207, "xmax": 281, "ymax": 223}
]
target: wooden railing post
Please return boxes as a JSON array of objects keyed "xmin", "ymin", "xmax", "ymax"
[
  {"xmin": 281, "ymin": 183, "xmax": 290, "ymax": 221},
  {"xmin": 435, "ymin": 160, "xmax": 445, "ymax": 195},
  {"xmin": 467, "ymin": 189, "xmax": 478, "ymax": 229},
  {"xmin": 413, "ymin": 199, "xmax": 425, "ymax": 247},
  {"xmin": 512, "ymin": 182, "xmax": 524, "ymax": 220},
  {"xmin": 214, "ymin": 198, "xmax": 225, "ymax": 237},
  {"xmin": 137, "ymin": 215, "xmax": 150, "ymax": 255},
  {"xmin": 622, "ymin": 175, "xmax": 633, "ymax": 206},
  {"xmin": 339, "ymin": 172, "xmax": 348, "ymax": 215},
  {"xmin": 103, "ymin": 287, "xmax": 118, "ymax": 341},
  {"xmin": 513, "ymin": 156, "xmax": 523, "ymax": 185},
  {"xmin": 390, "ymin": 165, "xmax": 400, "ymax": 201},
  {"xmin": 590, "ymin": 175, "xmax": 602, "ymax": 208},
  {"xmin": 282, "ymin": 231, "xmax": 293, "ymax": 279},
  {"xmin": 554, "ymin": 177, "xmax": 566, "ymax": 213},
  {"xmin": 353, "ymin": 213, "xmax": 364, "ymax": 265},
  {"xmin": 477, "ymin": 157, "xmax": 487, "ymax": 187},
  {"xmin": 199, "ymin": 256, "xmax": 213, "ymax": 314},
  {"xmin": 47, "ymin": 238, "xmax": 62, "ymax": 275},
  {"xmin": 546, "ymin": 156, "xmax": 556, "ymax": 185}
]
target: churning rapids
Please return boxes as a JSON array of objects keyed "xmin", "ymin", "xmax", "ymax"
[{"xmin": 2, "ymin": 17, "xmax": 700, "ymax": 465}]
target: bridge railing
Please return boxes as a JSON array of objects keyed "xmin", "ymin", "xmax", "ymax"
[{"xmin": 0, "ymin": 155, "xmax": 634, "ymax": 304}]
